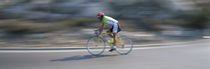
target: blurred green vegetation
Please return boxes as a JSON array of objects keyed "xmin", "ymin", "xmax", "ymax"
[
  {"xmin": 142, "ymin": 19, "xmax": 172, "ymax": 31},
  {"xmin": 1, "ymin": 12, "xmax": 208, "ymax": 34},
  {"xmin": 0, "ymin": 19, "xmax": 57, "ymax": 34},
  {"xmin": 141, "ymin": 10, "xmax": 210, "ymax": 31},
  {"xmin": 0, "ymin": 0, "xmax": 209, "ymax": 34},
  {"xmin": 182, "ymin": 10, "xmax": 209, "ymax": 29},
  {"xmin": 0, "ymin": 9, "xmax": 6, "ymax": 19},
  {"xmin": 0, "ymin": 18, "xmax": 97, "ymax": 34},
  {"xmin": 58, "ymin": 18, "xmax": 96, "ymax": 27}
]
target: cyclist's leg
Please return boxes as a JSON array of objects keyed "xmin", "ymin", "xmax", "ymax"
[
  {"xmin": 107, "ymin": 27, "xmax": 113, "ymax": 38},
  {"xmin": 109, "ymin": 23, "xmax": 119, "ymax": 52},
  {"xmin": 112, "ymin": 23, "xmax": 120, "ymax": 46},
  {"xmin": 113, "ymin": 33, "xmax": 117, "ymax": 46}
]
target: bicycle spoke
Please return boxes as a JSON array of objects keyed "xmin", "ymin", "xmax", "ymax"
[
  {"xmin": 87, "ymin": 37, "xmax": 106, "ymax": 55},
  {"xmin": 115, "ymin": 36, "xmax": 133, "ymax": 55}
]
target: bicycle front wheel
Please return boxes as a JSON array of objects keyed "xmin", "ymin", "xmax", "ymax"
[
  {"xmin": 116, "ymin": 36, "xmax": 133, "ymax": 55},
  {"xmin": 86, "ymin": 37, "xmax": 106, "ymax": 55}
]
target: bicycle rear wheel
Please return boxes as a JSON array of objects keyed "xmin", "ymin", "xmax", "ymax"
[
  {"xmin": 116, "ymin": 36, "xmax": 133, "ymax": 55},
  {"xmin": 86, "ymin": 37, "xmax": 106, "ymax": 55}
]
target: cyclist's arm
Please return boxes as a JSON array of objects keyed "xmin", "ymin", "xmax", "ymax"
[{"xmin": 99, "ymin": 23, "xmax": 105, "ymax": 34}]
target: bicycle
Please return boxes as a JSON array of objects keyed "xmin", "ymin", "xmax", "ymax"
[{"xmin": 86, "ymin": 30, "xmax": 133, "ymax": 55}]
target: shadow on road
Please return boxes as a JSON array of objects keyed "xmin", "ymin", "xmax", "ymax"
[{"xmin": 50, "ymin": 54, "xmax": 118, "ymax": 62}]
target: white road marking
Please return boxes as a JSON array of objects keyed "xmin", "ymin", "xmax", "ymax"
[
  {"xmin": 203, "ymin": 36, "xmax": 210, "ymax": 39},
  {"xmin": 132, "ymin": 41, "xmax": 187, "ymax": 47},
  {"xmin": 0, "ymin": 49, "xmax": 87, "ymax": 53},
  {"xmin": 0, "ymin": 44, "xmax": 187, "ymax": 53}
]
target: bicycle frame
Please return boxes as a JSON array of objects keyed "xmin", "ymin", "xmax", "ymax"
[{"xmin": 97, "ymin": 32, "xmax": 124, "ymax": 47}]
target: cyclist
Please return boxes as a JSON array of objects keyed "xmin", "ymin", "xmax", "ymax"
[{"xmin": 97, "ymin": 12, "xmax": 121, "ymax": 52}]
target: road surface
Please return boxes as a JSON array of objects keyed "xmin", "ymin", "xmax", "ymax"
[{"xmin": 0, "ymin": 39, "xmax": 209, "ymax": 69}]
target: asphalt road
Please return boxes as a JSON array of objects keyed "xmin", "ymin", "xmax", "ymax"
[{"xmin": 0, "ymin": 39, "xmax": 209, "ymax": 69}]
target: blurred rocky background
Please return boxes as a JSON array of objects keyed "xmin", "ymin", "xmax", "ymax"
[{"xmin": 0, "ymin": 0, "xmax": 209, "ymax": 48}]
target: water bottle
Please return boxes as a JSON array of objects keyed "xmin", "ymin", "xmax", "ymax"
[{"xmin": 107, "ymin": 40, "xmax": 112, "ymax": 44}]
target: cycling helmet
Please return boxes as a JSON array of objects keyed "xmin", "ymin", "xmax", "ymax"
[{"xmin": 97, "ymin": 12, "xmax": 104, "ymax": 16}]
